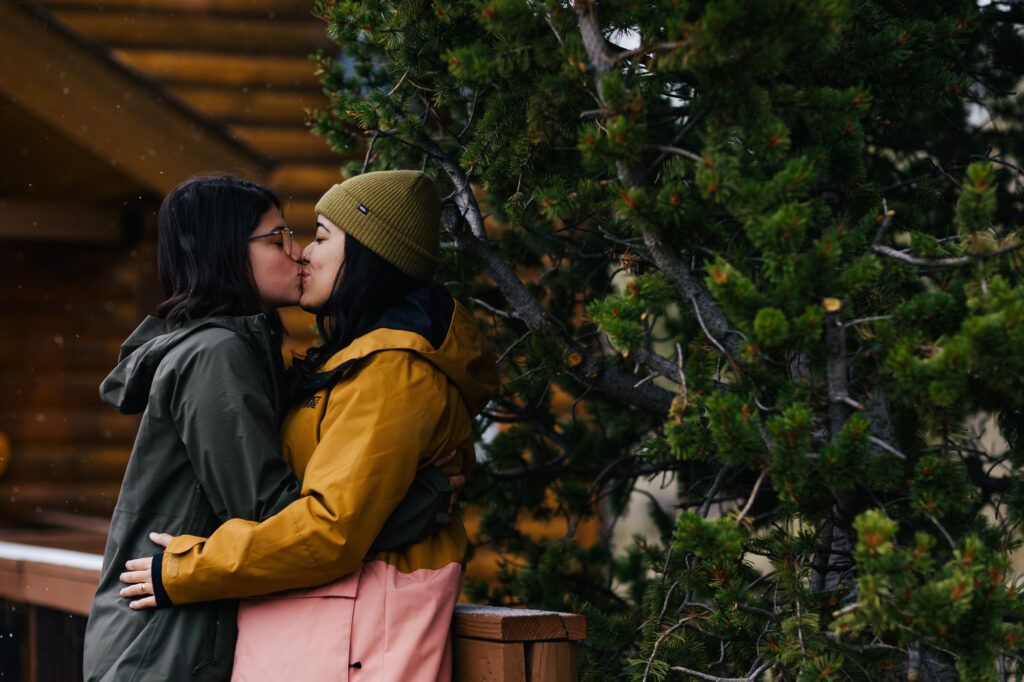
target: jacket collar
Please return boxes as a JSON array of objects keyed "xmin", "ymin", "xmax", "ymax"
[{"xmin": 296, "ymin": 284, "xmax": 498, "ymax": 417}]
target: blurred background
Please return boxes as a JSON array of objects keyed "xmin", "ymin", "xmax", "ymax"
[{"xmin": 0, "ymin": 0, "xmax": 341, "ymax": 545}]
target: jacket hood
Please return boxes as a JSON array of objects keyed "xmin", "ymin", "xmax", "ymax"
[
  {"xmin": 101, "ymin": 314, "xmax": 277, "ymax": 414},
  {"xmin": 310, "ymin": 284, "xmax": 498, "ymax": 417}
]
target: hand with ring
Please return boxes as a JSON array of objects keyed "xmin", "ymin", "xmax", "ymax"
[{"xmin": 119, "ymin": 532, "xmax": 173, "ymax": 610}]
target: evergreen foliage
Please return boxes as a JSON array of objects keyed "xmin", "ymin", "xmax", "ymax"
[{"xmin": 309, "ymin": 0, "xmax": 1024, "ymax": 678}]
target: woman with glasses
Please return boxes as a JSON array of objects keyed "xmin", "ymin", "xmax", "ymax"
[
  {"xmin": 84, "ymin": 175, "xmax": 455, "ymax": 682},
  {"xmin": 118, "ymin": 170, "xmax": 498, "ymax": 681}
]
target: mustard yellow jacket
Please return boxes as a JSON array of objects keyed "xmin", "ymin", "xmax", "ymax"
[{"xmin": 152, "ymin": 285, "xmax": 497, "ymax": 604}]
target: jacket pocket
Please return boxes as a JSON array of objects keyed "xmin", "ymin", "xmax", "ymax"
[
  {"xmin": 231, "ymin": 578, "xmax": 358, "ymax": 681},
  {"xmin": 189, "ymin": 601, "xmax": 238, "ymax": 681}
]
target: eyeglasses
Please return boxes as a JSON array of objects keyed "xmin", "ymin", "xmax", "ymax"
[{"xmin": 248, "ymin": 227, "xmax": 294, "ymax": 254}]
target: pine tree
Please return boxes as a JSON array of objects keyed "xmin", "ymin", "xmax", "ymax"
[{"xmin": 308, "ymin": 1, "xmax": 1024, "ymax": 678}]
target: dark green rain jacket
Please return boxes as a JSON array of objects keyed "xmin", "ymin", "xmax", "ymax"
[
  {"xmin": 82, "ymin": 314, "xmax": 453, "ymax": 680},
  {"xmin": 83, "ymin": 314, "xmax": 302, "ymax": 681}
]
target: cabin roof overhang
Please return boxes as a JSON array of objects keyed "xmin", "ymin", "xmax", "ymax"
[{"xmin": 0, "ymin": 0, "xmax": 269, "ymax": 205}]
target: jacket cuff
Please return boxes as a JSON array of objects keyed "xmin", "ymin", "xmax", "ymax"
[{"xmin": 151, "ymin": 552, "xmax": 173, "ymax": 608}]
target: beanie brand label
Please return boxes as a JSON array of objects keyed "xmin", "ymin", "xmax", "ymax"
[{"xmin": 357, "ymin": 204, "xmax": 369, "ymax": 214}]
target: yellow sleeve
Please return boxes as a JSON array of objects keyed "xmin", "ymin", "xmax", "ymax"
[{"xmin": 159, "ymin": 351, "xmax": 453, "ymax": 604}]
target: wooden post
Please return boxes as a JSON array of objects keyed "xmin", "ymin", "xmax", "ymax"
[{"xmin": 452, "ymin": 604, "xmax": 586, "ymax": 682}]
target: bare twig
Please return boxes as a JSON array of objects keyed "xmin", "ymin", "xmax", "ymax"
[
  {"xmin": 871, "ymin": 201, "xmax": 895, "ymax": 246},
  {"xmin": 613, "ymin": 41, "xmax": 684, "ymax": 64},
  {"xmin": 796, "ymin": 599, "xmax": 807, "ymax": 654},
  {"xmin": 646, "ymin": 107, "xmax": 708, "ymax": 181},
  {"xmin": 544, "ymin": 13, "xmax": 563, "ymax": 45},
  {"xmin": 496, "ymin": 329, "xmax": 534, "ymax": 364},
  {"xmin": 842, "ymin": 396, "xmax": 864, "ymax": 410},
  {"xmin": 387, "ymin": 67, "xmax": 409, "ymax": 97},
  {"xmin": 700, "ymin": 464, "xmax": 733, "ymax": 518},
  {"xmin": 735, "ymin": 469, "xmax": 768, "ymax": 525},
  {"xmin": 676, "ymin": 342, "xmax": 688, "ymax": 402},
  {"xmin": 668, "ymin": 660, "xmax": 771, "ymax": 682},
  {"xmin": 969, "ymin": 154, "xmax": 1024, "ymax": 178},
  {"xmin": 928, "ymin": 514, "xmax": 957, "ymax": 550},
  {"xmin": 868, "ymin": 436, "xmax": 907, "ymax": 460},
  {"xmin": 633, "ymin": 372, "xmax": 659, "ymax": 388},
  {"xmin": 633, "ymin": 347, "xmax": 683, "ymax": 385},
  {"xmin": 690, "ymin": 293, "xmax": 733, "ymax": 360},
  {"xmin": 871, "ymin": 240, "xmax": 1024, "ymax": 267},
  {"xmin": 844, "ymin": 315, "xmax": 893, "ymax": 328},
  {"xmin": 645, "ymin": 144, "xmax": 702, "ymax": 163},
  {"xmin": 640, "ymin": 618, "xmax": 689, "ymax": 682},
  {"xmin": 361, "ymin": 131, "xmax": 380, "ymax": 174},
  {"xmin": 881, "ymin": 165, "xmax": 966, "ymax": 194},
  {"xmin": 734, "ymin": 603, "xmax": 777, "ymax": 621},
  {"xmin": 472, "ymin": 297, "xmax": 518, "ymax": 321},
  {"xmin": 457, "ymin": 88, "xmax": 481, "ymax": 139}
]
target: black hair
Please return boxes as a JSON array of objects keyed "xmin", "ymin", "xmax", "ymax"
[
  {"xmin": 155, "ymin": 174, "xmax": 283, "ymax": 332},
  {"xmin": 290, "ymin": 233, "xmax": 422, "ymax": 392}
]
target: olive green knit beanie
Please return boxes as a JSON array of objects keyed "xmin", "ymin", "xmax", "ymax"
[{"xmin": 314, "ymin": 170, "xmax": 440, "ymax": 282}]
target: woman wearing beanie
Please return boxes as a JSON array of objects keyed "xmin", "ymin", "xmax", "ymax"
[
  {"xmin": 120, "ymin": 170, "xmax": 499, "ymax": 681},
  {"xmin": 88, "ymin": 174, "xmax": 463, "ymax": 681}
]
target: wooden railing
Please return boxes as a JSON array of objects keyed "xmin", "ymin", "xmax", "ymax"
[{"xmin": 0, "ymin": 538, "xmax": 585, "ymax": 681}]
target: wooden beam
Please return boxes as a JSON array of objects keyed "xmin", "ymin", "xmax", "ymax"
[
  {"xmin": 268, "ymin": 162, "xmax": 345, "ymax": 200},
  {"xmin": 172, "ymin": 85, "xmax": 328, "ymax": 126},
  {"xmin": 0, "ymin": 481, "xmax": 121, "ymax": 518},
  {"xmin": 0, "ymin": 443, "xmax": 129, "ymax": 481},
  {"xmin": 232, "ymin": 125, "xmax": 335, "ymax": 161},
  {"xmin": 0, "ymin": 546, "xmax": 102, "ymax": 617},
  {"xmin": 115, "ymin": 49, "xmax": 321, "ymax": 88},
  {"xmin": 0, "ymin": 530, "xmax": 106, "ymax": 556},
  {"xmin": 451, "ymin": 605, "xmax": 585, "ymax": 681},
  {"xmin": 43, "ymin": 0, "xmax": 321, "ymax": 19},
  {"xmin": 0, "ymin": 0, "xmax": 268, "ymax": 195},
  {"xmin": 53, "ymin": 9, "xmax": 334, "ymax": 54},
  {"xmin": 281, "ymin": 199, "xmax": 319, "ymax": 225},
  {"xmin": 0, "ymin": 95, "xmax": 144, "ymax": 200},
  {"xmin": 0, "ymin": 198, "xmax": 124, "ymax": 242},
  {"xmin": 0, "ymin": 409, "xmax": 137, "ymax": 442},
  {"xmin": 452, "ymin": 639, "xmax": 526, "ymax": 682},
  {"xmin": 526, "ymin": 641, "xmax": 578, "ymax": 682},
  {"xmin": 453, "ymin": 604, "xmax": 587, "ymax": 642}
]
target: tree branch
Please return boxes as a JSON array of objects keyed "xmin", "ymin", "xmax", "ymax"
[
  {"xmin": 575, "ymin": 4, "xmax": 614, "ymax": 77},
  {"xmin": 632, "ymin": 347, "xmax": 681, "ymax": 383},
  {"xmin": 871, "ymin": 241, "xmax": 1024, "ymax": 267},
  {"xmin": 575, "ymin": 6, "xmax": 744, "ymax": 357},
  {"xmin": 669, "ymin": 661, "xmax": 772, "ymax": 682},
  {"xmin": 440, "ymin": 202, "xmax": 674, "ymax": 414},
  {"xmin": 645, "ymin": 144, "xmax": 703, "ymax": 163},
  {"xmin": 735, "ymin": 468, "xmax": 768, "ymax": 525},
  {"xmin": 613, "ymin": 41, "xmax": 685, "ymax": 64}
]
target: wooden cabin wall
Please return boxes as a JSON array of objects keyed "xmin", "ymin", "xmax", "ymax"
[{"xmin": 0, "ymin": 230, "xmax": 160, "ymax": 526}]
